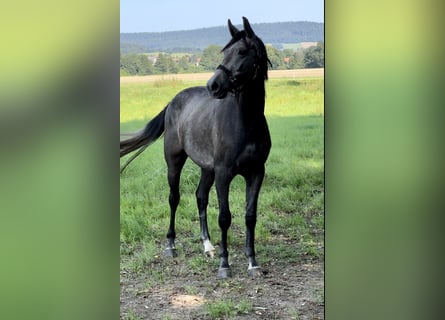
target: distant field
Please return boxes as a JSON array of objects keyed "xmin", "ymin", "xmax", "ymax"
[
  {"xmin": 120, "ymin": 68, "xmax": 324, "ymax": 84},
  {"xmin": 280, "ymin": 42, "xmax": 318, "ymax": 50}
]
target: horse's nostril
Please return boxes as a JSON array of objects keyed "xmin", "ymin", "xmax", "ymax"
[{"xmin": 211, "ymin": 81, "xmax": 219, "ymax": 92}]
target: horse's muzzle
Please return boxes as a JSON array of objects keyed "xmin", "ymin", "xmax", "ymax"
[{"xmin": 207, "ymin": 68, "xmax": 231, "ymax": 99}]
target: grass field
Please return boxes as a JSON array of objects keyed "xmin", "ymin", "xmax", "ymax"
[{"xmin": 120, "ymin": 77, "xmax": 324, "ymax": 319}]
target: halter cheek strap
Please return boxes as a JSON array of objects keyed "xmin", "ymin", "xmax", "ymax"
[{"xmin": 216, "ymin": 64, "xmax": 231, "ymax": 77}]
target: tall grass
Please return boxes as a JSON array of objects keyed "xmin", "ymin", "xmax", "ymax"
[{"xmin": 120, "ymin": 78, "xmax": 324, "ymax": 272}]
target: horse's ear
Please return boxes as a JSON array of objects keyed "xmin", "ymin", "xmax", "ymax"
[
  {"xmin": 228, "ymin": 19, "xmax": 239, "ymax": 37},
  {"xmin": 242, "ymin": 17, "xmax": 255, "ymax": 37}
]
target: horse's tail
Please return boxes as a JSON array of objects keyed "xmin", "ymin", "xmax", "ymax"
[{"xmin": 120, "ymin": 106, "xmax": 167, "ymax": 173}]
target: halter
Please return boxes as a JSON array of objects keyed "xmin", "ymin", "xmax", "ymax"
[
  {"xmin": 216, "ymin": 64, "xmax": 232, "ymax": 80},
  {"xmin": 216, "ymin": 63, "xmax": 260, "ymax": 94}
]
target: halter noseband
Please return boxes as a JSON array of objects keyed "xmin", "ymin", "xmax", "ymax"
[
  {"xmin": 216, "ymin": 64, "xmax": 231, "ymax": 77},
  {"xmin": 216, "ymin": 63, "xmax": 259, "ymax": 94}
]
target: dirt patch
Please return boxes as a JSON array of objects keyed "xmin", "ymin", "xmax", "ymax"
[
  {"xmin": 170, "ymin": 294, "xmax": 206, "ymax": 308},
  {"xmin": 120, "ymin": 246, "xmax": 324, "ymax": 319}
]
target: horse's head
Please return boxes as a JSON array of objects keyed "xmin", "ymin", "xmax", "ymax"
[{"xmin": 207, "ymin": 17, "xmax": 270, "ymax": 99}]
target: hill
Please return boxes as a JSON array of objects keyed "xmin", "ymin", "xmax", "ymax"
[{"xmin": 121, "ymin": 21, "xmax": 324, "ymax": 54}]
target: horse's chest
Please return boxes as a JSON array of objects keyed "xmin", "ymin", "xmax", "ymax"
[{"xmin": 237, "ymin": 142, "xmax": 267, "ymax": 167}]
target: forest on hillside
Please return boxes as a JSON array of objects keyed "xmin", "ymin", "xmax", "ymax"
[{"xmin": 121, "ymin": 21, "xmax": 324, "ymax": 54}]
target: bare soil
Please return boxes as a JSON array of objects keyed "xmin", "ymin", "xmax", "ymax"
[
  {"xmin": 120, "ymin": 242, "xmax": 324, "ymax": 319},
  {"xmin": 120, "ymin": 68, "xmax": 324, "ymax": 84}
]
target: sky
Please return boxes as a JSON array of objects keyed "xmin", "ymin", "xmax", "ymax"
[{"xmin": 120, "ymin": 0, "xmax": 324, "ymax": 33}]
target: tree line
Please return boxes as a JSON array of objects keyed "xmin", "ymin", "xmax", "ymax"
[
  {"xmin": 121, "ymin": 21, "xmax": 323, "ymax": 53},
  {"xmin": 120, "ymin": 42, "xmax": 324, "ymax": 76}
]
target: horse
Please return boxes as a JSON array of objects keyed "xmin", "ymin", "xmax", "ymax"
[{"xmin": 120, "ymin": 17, "xmax": 271, "ymax": 278}]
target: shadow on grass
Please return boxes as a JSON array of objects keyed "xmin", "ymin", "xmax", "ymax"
[{"xmin": 286, "ymin": 80, "xmax": 303, "ymax": 86}]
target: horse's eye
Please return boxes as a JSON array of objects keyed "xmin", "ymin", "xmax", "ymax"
[{"xmin": 238, "ymin": 49, "xmax": 248, "ymax": 56}]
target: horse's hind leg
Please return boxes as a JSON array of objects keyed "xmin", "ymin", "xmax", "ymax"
[
  {"xmin": 165, "ymin": 151, "xmax": 187, "ymax": 257},
  {"xmin": 196, "ymin": 169, "xmax": 216, "ymax": 258}
]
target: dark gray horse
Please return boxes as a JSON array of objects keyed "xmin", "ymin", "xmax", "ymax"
[{"xmin": 120, "ymin": 17, "xmax": 271, "ymax": 278}]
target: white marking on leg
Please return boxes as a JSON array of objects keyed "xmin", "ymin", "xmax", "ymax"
[
  {"xmin": 248, "ymin": 262, "xmax": 260, "ymax": 270},
  {"xmin": 203, "ymin": 239, "xmax": 215, "ymax": 257},
  {"xmin": 247, "ymin": 262, "xmax": 262, "ymax": 277}
]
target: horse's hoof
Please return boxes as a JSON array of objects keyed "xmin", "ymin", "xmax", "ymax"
[
  {"xmin": 247, "ymin": 266, "xmax": 263, "ymax": 278},
  {"xmin": 205, "ymin": 249, "xmax": 216, "ymax": 258},
  {"xmin": 203, "ymin": 240, "xmax": 215, "ymax": 258},
  {"xmin": 217, "ymin": 268, "xmax": 232, "ymax": 279},
  {"xmin": 165, "ymin": 247, "xmax": 177, "ymax": 257}
]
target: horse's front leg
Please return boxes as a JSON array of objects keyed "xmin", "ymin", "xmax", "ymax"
[
  {"xmin": 215, "ymin": 169, "xmax": 233, "ymax": 279},
  {"xmin": 244, "ymin": 168, "xmax": 265, "ymax": 277},
  {"xmin": 196, "ymin": 169, "xmax": 216, "ymax": 258}
]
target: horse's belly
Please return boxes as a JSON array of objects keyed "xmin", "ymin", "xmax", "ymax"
[{"xmin": 184, "ymin": 144, "xmax": 214, "ymax": 169}]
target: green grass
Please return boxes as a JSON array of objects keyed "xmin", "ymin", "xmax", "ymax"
[
  {"xmin": 205, "ymin": 298, "xmax": 253, "ymax": 318},
  {"xmin": 120, "ymin": 77, "xmax": 324, "ymax": 318},
  {"xmin": 123, "ymin": 310, "xmax": 141, "ymax": 320}
]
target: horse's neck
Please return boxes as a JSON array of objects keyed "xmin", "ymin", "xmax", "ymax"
[{"xmin": 237, "ymin": 79, "xmax": 266, "ymax": 116}]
